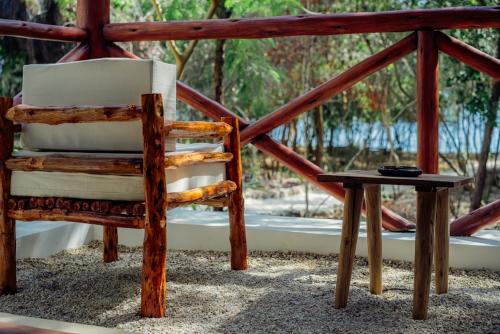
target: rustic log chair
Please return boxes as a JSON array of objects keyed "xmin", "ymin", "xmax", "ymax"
[{"xmin": 0, "ymin": 94, "xmax": 247, "ymax": 317}]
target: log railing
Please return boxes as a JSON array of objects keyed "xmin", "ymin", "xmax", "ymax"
[{"xmin": 2, "ymin": 1, "xmax": 500, "ymax": 235}]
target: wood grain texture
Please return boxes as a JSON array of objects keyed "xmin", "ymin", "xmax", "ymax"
[
  {"xmin": 223, "ymin": 117, "xmax": 248, "ymax": 270},
  {"xmin": 239, "ymin": 33, "xmax": 417, "ymax": 145},
  {"xmin": 8, "ymin": 197, "xmax": 144, "ymax": 216},
  {"xmin": 450, "ymin": 199, "xmax": 500, "ymax": 236},
  {"xmin": 6, "ymin": 152, "xmax": 232, "ymax": 174},
  {"xmin": 317, "ymin": 170, "xmax": 472, "ymax": 188},
  {"xmin": 8, "ymin": 209, "xmax": 144, "ymax": 228},
  {"xmin": 140, "ymin": 93, "xmax": 167, "ymax": 318},
  {"xmin": 0, "ymin": 18, "xmax": 87, "ymax": 42},
  {"xmin": 103, "ymin": 7, "xmax": 500, "ymax": 42},
  {"xmin": 364, "ymin": 185, "xmax": 383, "ymax": 295},
  {"xmin": 436, "ymin": 31, "xmax": 500, "ymax": 79},
  {"xmin": 335, "ymin": 185, "xmax": 364, "ymax": 309},
  {"xmin": 7, "ymin": 104, "xmax": 141, "ymax": 125},
  {"xmin": 103, "ymin": 226, "xmax": 118, "ymax": 263},
  {"xmin": 434, "ymin": 188, "xmax": 449, "ymax": 294},
  {"xmin": 165, "ymin": 120, "xmax": 232, "ymax": 139},
  {"xmin": 0, "ymin": 97, "xmax": 15, "ymax": 295},
  {"xmin": 76, "ymin": 0, "xmax": 109, "ymax": 58},
  {"xmin": 177, "ymin": 81, "xmax": 414, "ymax": 232},
  {"xmin": 413, "ymin": 190, "xmax": 437, "ymax": 320},
  {"xmin": 167, "ymin": 180, "xmax": 236, "ymax": 208},
  {"xmin": 417, "ymin": 31, "xmax": 439, "ymax": 174}
]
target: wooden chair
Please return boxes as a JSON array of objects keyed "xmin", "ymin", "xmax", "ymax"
[{"xmin": 0, "ymin": 94, "xmax": 247, "ymax": 317}]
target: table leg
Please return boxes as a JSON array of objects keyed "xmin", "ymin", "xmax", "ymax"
[
  {"xmin": 434, "ymin": 188, "xmax": 449, "ymax": 294},
  {"xmin": 335, "ymin": 184, "xmax": 364, "ymax": 309},
  {"xmin": 365, "ymin": 184, "xmax": 383, "ymax": 295},
  {"xmin": 413, "ymin": 188, "xmax": 437, "ymax": 320}
]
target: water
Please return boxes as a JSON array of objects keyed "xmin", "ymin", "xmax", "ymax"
[{"xmin": 271, "ymin": 112, "xmax": 499, "ymax": 154}]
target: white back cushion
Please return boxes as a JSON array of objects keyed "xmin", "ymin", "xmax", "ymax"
[{"xmin": 21, "ymin": 58, "xmax": 176, "ymax": 152}]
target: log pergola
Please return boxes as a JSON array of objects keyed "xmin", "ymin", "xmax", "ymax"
[{"xmin": 1, "ymin": 1, "xmax": 499, "ymax": 235}]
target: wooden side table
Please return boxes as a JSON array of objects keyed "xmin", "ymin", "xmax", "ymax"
[{"xmin": 317, "ymin": 170, "xmax": 472, "ymax": 320}]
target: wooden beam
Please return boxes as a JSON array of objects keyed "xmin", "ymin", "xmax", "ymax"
[
  {"xmin": 107, "ymin": 42, "xmax": 140, "ymax": 59},
  {"xmin": 450, "ymin": 199, "xmax": 500, "ymax": 236},
  {"xmin": 140, "ymin": 93, "xmax": 167, "ymax": 318},
  {"xmin": 7, "ymin": 156, "xmax": 143, "ymax": 175},
  {"xmin": 239, "ymin": 33, "xmax": 417, "ymax": 145},
  {"xmin": 6, "ymin": 152, "xmax": 232, "ymax": 174},
  {"xmin": 77, "ymin": 0, "xmax": 110, "ymax": 58},
  {"xmin": 8, "ymin": 209, "xmax": 144, "ymax": 228},
  {"xmin": 167, "ymin": 180, "xmax": 237, "ymax": 208},
  {"xmin": 103, "ymin": 226, "xmax": 118, "ymax": 263},
  {"xmin": 223, "ymin": 117, "xmax": 248, "ymax": 270},
  {"xmin": 435, "ymin": 31, "xmax": 500, "ymax": 79},
  {"xmin": 166, "ymin": 152, "xmax": 232, "ymax": 169},
  {"xmin": 0, "ymin": 19, "xmax": 87, "ymax": 42},
  {"xmin": 165, "ymin": 120, "xmax": 233, "ymax": 139},
  {"xmin": 7, "ymin": 104, "xmax": 141, "ymax": 125},
  {"xmin": 57, "ymin": 43, "xmax": 90, "ymax": 63},
  {"xmin": 335, "ymin": 184, "xmax": 364, "ymax": 309},
  {"xmin": 0, "ymin": 97, "xmax": 16, "ymax": 295},
  {"xmin": 413, "ymin": 189, "xmax": 437, "ymax": 320},
  {"xmin": 417, "ymin": 31, "xmax": 439, "ymax": 174},
  {"xmin": 103, "ymin": 6, "xmax": 500, "ymax": 42},
  {"xmin": 364, "ymin": 184, "xmax": 383, "ymax": 295}
]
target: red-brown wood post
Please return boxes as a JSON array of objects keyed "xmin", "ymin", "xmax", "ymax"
[
  {"xmin": 140, "ymin": 94, "xmax": 167, "ymax": 317},
  {"xmin": 222, "ymin": 117, "xmax": 248, "ymax": 270},
  {"xmin": 103, "ymin": 226, "xmax": 118, "ymax": 263},
  {"xmin": 76, "ymin": 0, "xmax": 110, "ymax": 58},
  {"xmin": 417, "ymin": 30, "xmax": 439, "ymax": 174},
  {"xmin": 0, "ymin": 97, "xmax": 16, "ymax": 295}
]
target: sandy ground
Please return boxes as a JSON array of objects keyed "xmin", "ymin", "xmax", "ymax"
[{"xmin": 0, "ymin": 242, "xmax": 498, "ymax": 334}]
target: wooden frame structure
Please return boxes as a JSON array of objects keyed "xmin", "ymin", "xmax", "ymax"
[
  {"xmin": 0, "ymin": 3, "xmax": 498, "ymax": 234},
  {"xmin": 0, "ymin": 95, "xmax": 247, "ymax": 317},
  {"xmin": 0, "ymin": 1, "xmax": 498, "ymax": 299}
]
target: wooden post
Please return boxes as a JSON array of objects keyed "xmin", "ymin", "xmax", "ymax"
[
  {"xmin": 335, "ymin": 183, "xmax": 364, "ymax": 309},
  {"xmin": 434, "ymin": 188, "xmax": 449, "ymax": 294},
  {"xmin": 0, "ymin": 97, "xmax": 15, "ymax": 295},
  {"xmin": 413, "ymin": 188, "xmax": 437, "ymax": 320},
  {"xmin": 103, "ymin": 226, "xmax": 118, "ymax": 263},
  {"xmin": 417, "ymin": 30, "xmax": 439, "ymax": 174},
  {"xmin": 222, "ymin": 117, "xmax": 248, "ymax": 270},
  {"xmin": 140, "ymin": 94, "xmax": 167, "ymax": 317},
  {"xmin": 76, "ymin": 0, "xmax": 110, "ymax": 58},
  {"xmin": 364, "ymin": 185, "xmax": 383, "ymax": 295}
]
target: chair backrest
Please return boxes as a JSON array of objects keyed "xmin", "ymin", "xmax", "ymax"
[{"xmin": 21, "ymin": 58, "xmax": 176, "ymax": 152}]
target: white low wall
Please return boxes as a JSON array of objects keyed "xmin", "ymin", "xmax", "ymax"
[{"xmin": 16, "ymin": 209, "xmax": 500, "ymax": 270}]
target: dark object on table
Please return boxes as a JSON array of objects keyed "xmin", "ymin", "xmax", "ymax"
[{"xmin": 378, "ymin": 166, "xmax": 422, "ymax": 177}]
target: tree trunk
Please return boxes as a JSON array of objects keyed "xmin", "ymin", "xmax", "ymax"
[
  {"xmin": 314, "ymin": 106, "xmax": 324, "ymax": 168},
  {"xmin": 213, "ymin": 1, "xmax": 232, "ymax": 103},
  {"xmin": 471, "ymin": 30, "xmax": 500, "ymax": 211}
]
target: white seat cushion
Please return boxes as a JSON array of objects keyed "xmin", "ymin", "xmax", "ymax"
[
  {"xmin": 21, "ymin": 58, "xmax": 176, "ymax": 152},
  {"xmin": 10, "ymin": 143, "xmax": 225, "ymax": 201}
]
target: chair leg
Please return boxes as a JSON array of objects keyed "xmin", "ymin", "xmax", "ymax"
[
  {"xmin": 365, "ymin": 185, "xmax": 383, "ymax": 295},
  {"xmin": 103, "ymin": 226, "xmax": 118, "ymax": 263},
  {"xmin": 0, "ymin": 97, "xmax": 15, "ymax": 295},
  {"xmin": 0, "ymin": 219, "xmax": 16, "ymax": 295},
  {"xmin": 140, "ymin": 93, "xmax": 167, "ymax": 317},
  {"xmin": 335, "ymin": 184, "xmax": 364, "ymax": 309},
  {"xmin": 434, "ymin": 188, "xmax": 449, "ymax": 294},
  {"xmin": 222, "ymin": 117, "xmax": 247, "ymax": 270},
  {"xmin": 413, "ymin": 189, "xmax": 437, "ymax": 320}
]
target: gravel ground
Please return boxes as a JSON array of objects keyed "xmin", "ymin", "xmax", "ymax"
[{"xmin": 0, "ymin": 242, "xmax": 499, "ymax": 334}]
